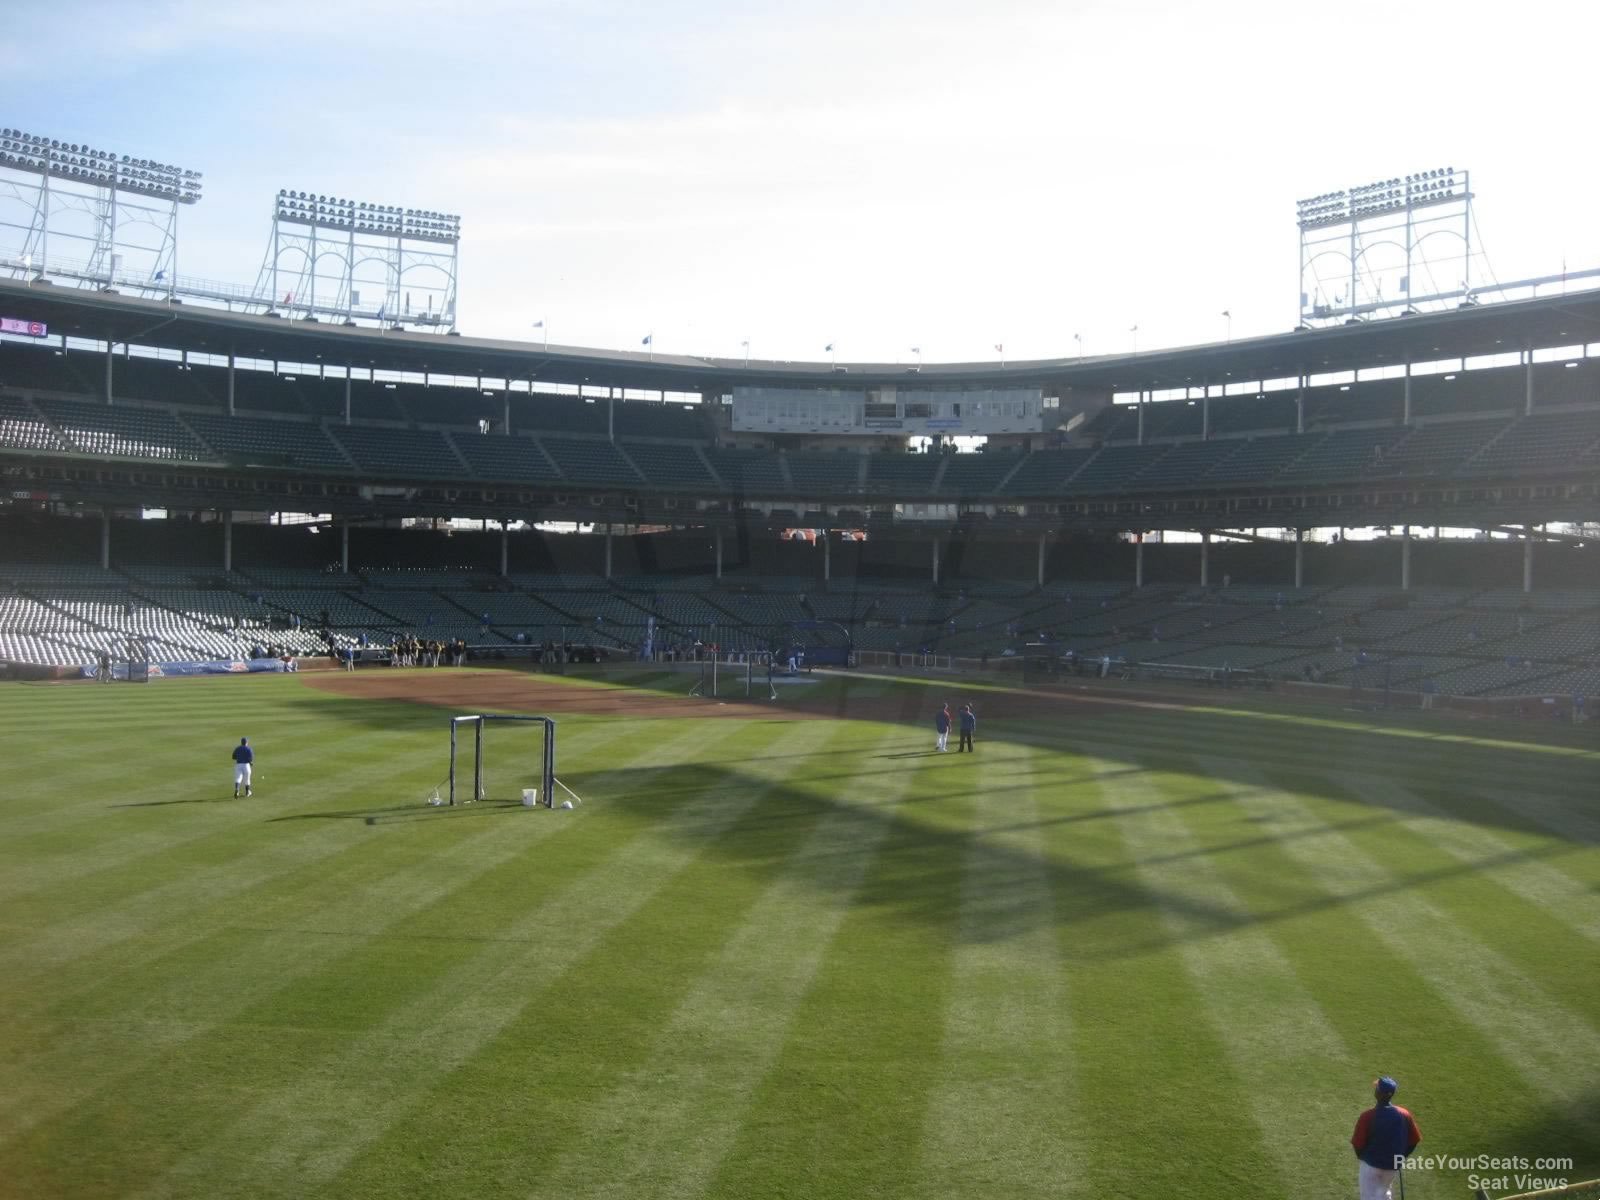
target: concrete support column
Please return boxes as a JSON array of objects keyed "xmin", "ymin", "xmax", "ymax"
[
  {"xmin": 1202, "ymin": 390, "xmax": 1211, "ymax": 440},
  {"xmin": 223, "ymin": 510, "xmax": 233, "ymax": 573},
  {"xmin": 1296, "ymin": 375, "xmax": 1305, "ymax": 434},
  {"xmin": 608, "ymin": 388, "xmax": 615, "ymax": 442},
  {"xmin": 499, "ymin": 524, "xmax": 509, "ymax": 576},
  {"xmin": 932, "ymin": 538, "xmax": 941, "ymax": 584},
  {"xmin": 1036, "ymin": 532, "xmax": 1046, "ymax": 587},
  {"xmin": 714, "ymin": 527, "xmax": 723, "ymax": 580},
  {"xmin": 1200, "ymin": 531, "xmax": 1211, "ymax": 588},
  {"xmin": 1294, "ymin": 527, "xmax": 1305, "ymax": 589},
  {"xmin": 104, "ymin": 339, "xmax": 115, "ymax": 405},
  {"xmin": 1135, "ymin": 538, "xmax": 1145, "ymax": 589},
  {"xmin": 344, "ymin": 371, "xmax": 352, "ymax": 426},
  {"xmin": 503, "ymin": 394, "xmax": 511, "ymax": 435},
  {"xmin": 1402, "ymin": 363, "xmax": 1413, "ymax": 425},
  {"xmin": 100, "ymin": 507, "xmax": 111, "ymax": 569},
  {"xmin": 824, "ymin": 531, "xmax": 832, "ymax": 582},
  {"xmin": 604, "ymin": 525, "xmax": 613, "ymax": 580},
  {"xmin": 340, "ymin": 521, "xmax": 349, "ymax": 574},
  {"xmin": 1136, "ymin": 391, "xmax": 1146, "ymax": 445},
  {"xmin": 1523, "ymin": 528, "xmax": 1534, "ymax": 593},
  {"xmin": 1524, "ymin": 345, "xmax": 1535, "ymax": 416},
  {"xmin": 226, "ymin": 353, "xmax": 236, "ymax": 415},
  {"xmin": 1400, "ymin": 526, "xmax": 1412, "ymax": 591}
]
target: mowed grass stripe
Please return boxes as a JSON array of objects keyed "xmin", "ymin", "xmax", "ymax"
[
  {"xmin": 1021, "ymin": 707, "xmax": 1596, "ymax": 801},
  {"xmin": 321, "ymin": 725, "xmax": 879, "ymax": 1198},
  {"xmin": 1, "ymin": 718, "xmax": 739, "ymax": 1190},
  {"xmin": 1199, "ymin": 763, "xmax": 1600, "ymax": 1190},
  {"xmin": 131, "ymin": 720, "xmax": 843, "ymax": 1200},
  {"xmin": 523, "ymin": 721, "xmax": 923, "ymax": 1200},
  {"xmin": 701, "ymin": 732, "xmax": 985, "ymax": 1198},
  {"xmin": 1102, "ymin": 759, "xmax": 1355, "ymax": 1196},
  {"xmin": 0, "ymin": 719, "xmax": 641, "ymax": 1148},
  {"xmin": 1046, "ymin": 752, "xmax": 1277, "ymax": 1199},
  {"xmin": 1463, "ymin": 782, "xmax": 1600, "ymax": 847},
  {"xmin": 0, "ymin": 713, "xmax": 619, "ymax": 904},
  {"xmin": 916, "ymin": 741, "xmax": 1081, "ymax": 1200},
  {"xmin": 1315, "ymin": 774, "xmax": 1599, "ymax": 1028},
  {"xmin": 1342, "ymin": 773, "xmax": 1600, "ymax": 947},
  {"xmin": 0, "ymin": 739, "xmax": 465, "ymax": 979},
  {"xmin": 1213, "ymin": 760, "xmax": 1600, "ymax": 1125},
  {"xmin": 0, "ymin": 794, "xmax": 562, "ymax": 1151}
]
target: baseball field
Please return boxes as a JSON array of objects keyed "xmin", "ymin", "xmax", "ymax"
[{"xmin": 2, "ymin": 666, "xmax": 1597, "ymax": 1199}]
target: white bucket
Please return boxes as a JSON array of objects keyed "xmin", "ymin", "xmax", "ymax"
[{"xmin": 521, "ymin": 788, "xmax": 539, "ymax": 807}]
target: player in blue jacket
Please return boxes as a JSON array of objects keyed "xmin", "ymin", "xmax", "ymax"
[
  {"xmin": 232, "ymin": 737, "xmax": 254, "ymax": 798},
  {"xmin": 935, "ymin": 704, "xmax": 951, "ymax": 752},
  {"xmin": 1351, "ymin": 1076, "xmax": 1421, "ymax": 1200},
  {"xmin": 957, "ymin": 703, "xmax": 977, "ymax": 752}
]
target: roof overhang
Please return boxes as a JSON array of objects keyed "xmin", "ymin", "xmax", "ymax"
[{"xmin": 3, "ymin": 277, "xmax": 1598, "ymax": 395}]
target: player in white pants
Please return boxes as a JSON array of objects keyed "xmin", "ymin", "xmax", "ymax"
[{"xmin": 232, "ymin": 737, "xmax": 254, "ymax": 798}]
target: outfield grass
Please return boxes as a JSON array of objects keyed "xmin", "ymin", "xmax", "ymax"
[{"xmin": 2, "ymin": 670, "xmax": 1597, "ymax": 1199}]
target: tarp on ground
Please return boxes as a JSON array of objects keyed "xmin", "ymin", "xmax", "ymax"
[{"xmin": 79, "ymin": 658, "xmax": 287, "ymax": 680}]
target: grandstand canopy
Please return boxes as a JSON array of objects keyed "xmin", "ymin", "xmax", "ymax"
[{"xmin": 3, "ymin": 277, "xmax": 1599, "ymax": 395}]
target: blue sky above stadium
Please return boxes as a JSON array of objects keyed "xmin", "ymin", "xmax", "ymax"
[{"xmin": 4, "ymin": 0, "xmax": 1596, "ymax": 364}]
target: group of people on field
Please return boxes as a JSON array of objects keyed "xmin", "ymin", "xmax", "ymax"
[
  {"xmin": 390, "ymin": 636, "xmax": 467, "ymax": 667},
  {"xmin": 933, "ymin": 702, "xmax": 977, "ymax": 753}
]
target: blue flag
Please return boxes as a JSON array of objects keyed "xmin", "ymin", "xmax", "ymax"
[{"xmin": 641, "ymin": 334, "xmax": 652, "ymax": 345}]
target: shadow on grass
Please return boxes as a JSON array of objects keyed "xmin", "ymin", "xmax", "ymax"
[
  {"xmin": 1480, "ymin": 1086, "xmax": 1600, "ymax": 1181},
  {"xmin": 268, "ymin": 799, "xmax": 534, "ymax": 824},
  {"xmin": 283, "ymin": 669, "xmax": 1600, "ymax": 846},
  {"xmin": 111, "ymin": 797, "xmax": 230, "ymax": 808},
  {"xmin": 567, "ymin": 752, "xmax": 1587, "ymax": 964}
]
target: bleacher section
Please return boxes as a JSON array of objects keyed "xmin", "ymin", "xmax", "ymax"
[
  {"xmin": 447, "ymin": 432, "xmax": 562, "ymax": 483},
  {"xmin": 940, "ymin": 451, "xmax": 1023, "ymax": 495},
  {"xmin": 2, "ymin": 355, "xmax": 1597, "ymax": 498},
  {"xmin": 3, "ymin": 548, "xmax": 1598, "ymax": 696},
  {"xmin": 182, "ymin": 412, "xmax": 351, "ymax": 470},
  {"xmin": 36, "ymin": 397, "xmax": 208, "ymax": 461},
  {"xmin": 539, "ymin": 437, "xmax": 643, "ymax": 486},
  {"xmin": 328, "ymin": 425, "xmax": 466, "ymax": 477},
  {"xmin": 0, "ymin": 394, "xmax": 68, "ymax": 451},
  {"xmin": 784, "ymin": 451, "xmax": 862, "ymax": 494},
  {"xmin": 619, "ymin": 440, "xmax": 719, "ymax": 489},
  {"xmin": 705, "ymin": 448, "xmax": 787, "ymax": 493},
  {"xmin": 864, "ymin": 452, "xmax": 941, "ymax": 495}
]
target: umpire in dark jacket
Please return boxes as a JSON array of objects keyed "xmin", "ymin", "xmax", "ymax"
[{"xmin": 957, "ymin": 704, "xmax": 977, "ymax": 752}]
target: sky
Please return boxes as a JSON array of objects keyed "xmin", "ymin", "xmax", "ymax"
[{"xmin": 3, "ymin": 0, "xmax": 1598, "ymax": 365}]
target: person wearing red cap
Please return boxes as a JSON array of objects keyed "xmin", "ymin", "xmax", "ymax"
[{"xmin": 1351, "ymin": 1076, "xmax": 1422, "ymax": 1200}]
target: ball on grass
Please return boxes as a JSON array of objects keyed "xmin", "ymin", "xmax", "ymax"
[{"xmin": 560, "ymin": 800, "xmax": 575, "ymax": 810}]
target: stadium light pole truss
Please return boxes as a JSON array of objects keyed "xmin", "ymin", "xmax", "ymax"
[
  {"xmin": 1296, "ymin": 167, "xmax": 1475, "ymax": 326},
  {"xmin": 0, "ymin": 127, "xmax": 201, "ymax": 298},
  {"xmin": 254, "ymin": 190, "xmax": 461, "ymax": 332}
]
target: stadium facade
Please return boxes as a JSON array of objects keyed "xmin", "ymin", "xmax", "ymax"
[{"xmin": 0, "ymin": 276, "xmax": 1596, "ymax": 704}]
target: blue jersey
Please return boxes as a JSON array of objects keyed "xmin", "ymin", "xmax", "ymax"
[
  {"xmin": 936, "ymin": 710, "xmax": 951, "ymax": 733},
  {"xmin": 232, "ymin": 744, "xmax": 254, "ymax": 764},
  {"xmin": 959, "ymin": 710, "xmax": 977, "ymax": 733}
]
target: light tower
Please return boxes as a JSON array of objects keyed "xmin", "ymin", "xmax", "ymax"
[
  {"xmin": 1297, "ymin": 167, "xmax": 1473, "ymax": 325},
  {"xmin": 255, "ymin": 191, "xmax": 460, "ymax": 330},
  {"xmin": 0, "ymin": 127, "xmax": 202, "ymax": 295}
]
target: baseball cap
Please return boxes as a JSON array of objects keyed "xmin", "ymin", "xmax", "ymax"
[{"xmin": 1375, "ymin": 1076, "xmax": 1398, "ymax": 1096}]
